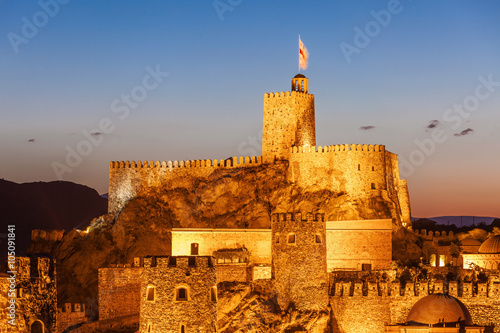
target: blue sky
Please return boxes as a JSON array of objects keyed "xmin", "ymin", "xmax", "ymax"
[{"xmin": 1, "ymin": 0, "xmax": 500, "ymax": 217}]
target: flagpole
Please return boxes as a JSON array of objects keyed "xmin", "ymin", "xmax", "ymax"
[{"xmin": 298, "ymin": 34, "xmax": 300, "ymax": 74}]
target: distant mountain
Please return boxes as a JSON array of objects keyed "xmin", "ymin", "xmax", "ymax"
[
  {"xmin": 0, "ymin": 179, "xmax": 107, "ymax": 264},
  {"xmin": 427, "ymin": 216, "xmax": 498, "ymax": 227}
]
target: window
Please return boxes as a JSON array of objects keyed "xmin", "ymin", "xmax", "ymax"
[
  {"xmin": 191, "ymin": 243, "xmax": 199, "ymax": 255},
  {"xmin": 287, "ymin": 233, "xmax": 296, "ymax": 244},
  {"xmin": 210, "ymin": 286, "xmax": 217, "ymax": 302},
  {"xmin": 315, "ymin": 234, "xmax": 322, "ymax": 244},
  {"xmin": 362, "ymin": 264, "xmax": 372, "ymax": 271},
  {"xmin": 275, "ymin": 234, "xmax": 280, "ymax": 244},
  {"xmin": 16, "ymin": 287, "xmax": 22, "ymax": 299},
  {"xmin": 372, "ymin": 166, "xmax": 375, "ymax": 171},
  {"xmin": 180, "ymin": 324, "xmax": 186, "ymax": 333},
  {"xmin": 176, "ymin": 286, "xmax": 189, "ymax": 301},
  {"xmin": 358, "ymin": 164, "xmax": 361, "ymax": 171},
  {"xmin": 371, "ymin": 183, "xmax": 376, "ymax": 189},
  {"xmin": 146, "ymin": 323, "xmax": 152, "ymax": 332},
  {"xmin": 31, "ymin": 320, "xmax": 44, "ymax": 333},
  {"xmin": 146, "ymin": 285, "xmax": 155, "ymax": 302}
]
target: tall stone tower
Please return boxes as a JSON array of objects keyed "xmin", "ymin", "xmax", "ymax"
[
  {"xmin": 271, "ymin": 212, "xmax": 328, "ymax": 311},
  {"xmin": 139, "ymin": 256, "xmax": 218, "ymax": 333},
  {"xmin": 262, "ymin": 74, "xmax": 316, "ymax": 163}
]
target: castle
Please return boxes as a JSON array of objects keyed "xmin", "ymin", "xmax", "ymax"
[{"xmin": 4, "ymin": 74, "xmax": 500, "ymax": 332}]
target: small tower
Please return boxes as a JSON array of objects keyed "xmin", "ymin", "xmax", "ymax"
[
  {"xmin": 271, "ymin": 212, "xmax": 328, "ymax": 311},
  {"xmin": 262, "ymin": 74, "xmax": 316, "ymax": 163},
  {"xmin": 139, "ymin": 256, "xmax": 218, "ymax": 333}
]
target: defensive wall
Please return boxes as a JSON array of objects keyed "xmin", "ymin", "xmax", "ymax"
[
  {"xmin": 108, "ymin": 155, "xmax": 262, "ymax": 214},
  {"xmin": 98, "ymin": 263, "xmax": 142, "ymax": 321},
  {"xmin": 262, "ymin": 90, "xmax": 315, "ymax": 162},
  {"xmin": 171, "ymin": 228, "xmax": 271, "ymax": 264},
  {"xmin": 57, "ymin": 303, "xmax": 87, "ymax": 333},
  {"xmin": 139, "ymin": 256, "xmax": 218, "ymax": 333},
  {"xmin": 326, "ymin": 219, "xmax": 392, "ymax": 271},
  {"xmin": 272, "ymin": 212, "xmax": 329, "ymax": 311},
  {"xmin": 329, "ymin": 280, "xmax": 500, "ymax": 333}
]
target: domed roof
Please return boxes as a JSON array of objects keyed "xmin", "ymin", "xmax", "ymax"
[
  {"xmin": 406, "ymin": 294, "xmax": 472, "ymax": 325},
  {"xmin": 293, "ymin": 73, "xmax": 306, "ymax": 78},
  {"xmin": 478, "ymin": 235, "xmax": 500, "ymax": 254},
  {"xmin": 461, "ymin": 238, "xmax": 481, "ymax": 246}
]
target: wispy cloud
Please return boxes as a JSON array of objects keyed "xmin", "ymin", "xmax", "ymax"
[
  {"xmin": 359, "ymin": 126, "xmax": 375, "ymax": 131},
  {"xmin": 454, "ymin": 128, "xmax": 474, "ymax": 137},
  {"xmin": 427, "ymin": 120, "xmax": 440, "ymax": 129}
]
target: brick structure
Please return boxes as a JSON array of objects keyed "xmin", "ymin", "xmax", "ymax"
[
  {"xmin": 330, "ymin": 280, "xmax": 499, "ymax": 333},
  {"xmin": 98, "ymin": 262, "xmax": 143, "ymax": 321},
  {"xmin": 262, "ymin": 74, "xmax": 316, "ymax": 163},
  {"xmin": 57, "ymin": 303, "xmax": 86, "ymax": 332},
  {"xmin": 139, "ymin": 256, "xmax": 217, "ymax": 333},
  {"xmin": 272, "ymin": 212, "xmax": 328, "ymax": 311},
  {"xmin": 0, "ymin": 257, "xmax": 57, "ymax": 333}
]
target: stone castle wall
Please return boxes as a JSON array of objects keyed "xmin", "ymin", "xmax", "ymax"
[
  {"xmin": 325, "ymin": 220, "xmax": 392, "ymax": 271},
  {"xmin": 139, "ymin": 256, "xmax": 218, "ymax": 333},
  {"xmin": 272, "ymin": 213, "xmax": 329, "ymax": 311},
  {"xmin": 98, "ymin": 265, "xmax": 142, "ymax": 321},
  {"xmin": 262, "ymin": 90, "xmax": 315, "ymax": 162},
  {"xmin": 330, "ymin": 280, "xmax": 500, "ymax": 333},
  {"xmin": 288, "ymin": 145, "xmax": 411, "ymax": 225},
  {"xmin": 171, "ymin": 228, "xmax": 271, "ymax": 264},
  {"xmin": 57, "ymin": 303, "xmax": 86, "ymax": 332},
  {"xmin": 108, "ymin": 156, "xmax": 262, "ymax": 214}
]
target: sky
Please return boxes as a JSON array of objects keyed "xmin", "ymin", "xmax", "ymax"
[{"xmin": 1, "ymin": 0, "xmax": 499, "ymax": 218}]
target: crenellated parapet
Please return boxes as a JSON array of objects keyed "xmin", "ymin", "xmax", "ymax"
[
  {"xmin": 331, "ymin": 280, "xmax": 500, "ymax": 298},
  {"xmin": 272, "ymin": 212, "xmax": 325, "ymax": 224},
  {"xmin": 264, "ymin": 90, "xmax": 314, "ymax": 99},
  {"xmin": 110, "ymin": 155, "xmax": 262, "ymax": 169},
  {"xmin": 31, "ymin": 229, "xmax": 64, "ymax": 242},
  {"xmin": 290, "ymin": 144, "xmax": 385, "ymax": 153},
  {"xmin": 57, "ymin": 303, "xmax": 86, "ymax": 313}
]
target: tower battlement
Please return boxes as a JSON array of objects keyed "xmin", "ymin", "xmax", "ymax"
[
  {"xmin": 290, "ymin": 143, "xmax": 386, "ymax": 153},
  {"xmin": 272, "ymin": 212, "xmax": 324, "ymax": 223},
  {"xmin": 110, "ymin": 155, "xmax": 262, "ymax": 169},
  {"xmin": 264, "ymin": 90, "xmax": 314, "ymax": 99}
]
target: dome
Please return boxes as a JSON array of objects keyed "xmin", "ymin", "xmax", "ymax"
[
  {"xmin": 460, "ymin": 238, "xmax": 481, "ymax": 246},
  {"xmin": 293, "ymin": 73, "xmax": 306, "ymax": 78},
  {"xmin": 478, "ymin": 235, "xmax": 500, "ymax": 254},
  {"xmin": 406, "ymin": 294, "xmax": 472, "ymax": 325}
]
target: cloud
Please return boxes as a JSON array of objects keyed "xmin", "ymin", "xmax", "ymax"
[
  {"xmin": 90, "ymin": 132, "xmax": 102, "ymax": 137},
  {"xmin": 28, "ymin": 138, "xmax": 35, "ymax": 142},
  {"xmin": 359, "ymin": 126, "xmax": 375, "ymax": 131},
  {"xmin": 427, "ymin": 120, "xmax": 440, "ymax": 129},
  {"xmin": 454, "ymin": 128, "xmax": 474, "ymax": 137}
]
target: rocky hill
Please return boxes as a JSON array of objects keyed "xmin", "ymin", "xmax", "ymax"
[{"xmin": 0, "ymin": 179, "xmax": 107, "ymax": 267}]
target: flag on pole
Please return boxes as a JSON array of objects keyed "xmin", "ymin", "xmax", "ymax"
[{"xmin": 299, "ymin": 36, "xmax": 309, "ymax": 71}]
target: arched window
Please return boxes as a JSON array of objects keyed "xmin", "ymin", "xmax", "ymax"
[
  {"xmin": 210, "ymin": 286, "xmax": 217, "ymax": 302},
  {"xmin": 315, "ymin": 234, "xmax": 322, "ymax": 244},
  {"xmin": 176, "ymin": 285, "xmax": 189, "ymax": 301},
  {"xmin": 146, "ymin": 322, "xmax": 153, "ymax": 332},
  {"xmin": 180, "ymin": 324, "xmax": 186, "ymax": 333},
  {"xmin": 146, "ymin": 285, "xmax": 155, "ymax": 302},
  {"xmin": 31, "ymin": 320, "xmax": 44, "ymax": 333},
  {"xmin": 287, "ymin": 233, "xmax": 296, "ymax": 244}
]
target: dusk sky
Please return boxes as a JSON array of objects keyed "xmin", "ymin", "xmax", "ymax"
[{"xmin": 1, "ymin": 0, "xmax": 499, "ymax": 218}]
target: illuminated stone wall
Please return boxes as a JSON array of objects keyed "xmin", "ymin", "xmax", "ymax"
[
  {"xmin": 139, "ymin": 256, "xmax": 217, "ymax": 333},
  {"xmin": 262, "ymin": 89, "xmax": 315, "ymax": 163},
  {"xmin": 326, "ymin": 220, "xmax": 392, "ymax": 271},
  {"xmin": 0, "ymin": 257, "xmax": 57, "ymax": 333},
  {"xmin": 272, "ymin": 212, "xmax": 328, "ymax": 311},
  {"xmin": 171, "ymin": 228, "xmax": 271, "ymax": 264},
  {"xmin": 98, "ymin": 264, "xmax": 142, "ymax": 321},
  {"xmin": 330, "ymin": 281, "xmax": 500, "ymax": 333},
  {"xmin": 56, "ymin": 303, "xmax": 86, "ymax": 332}
]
